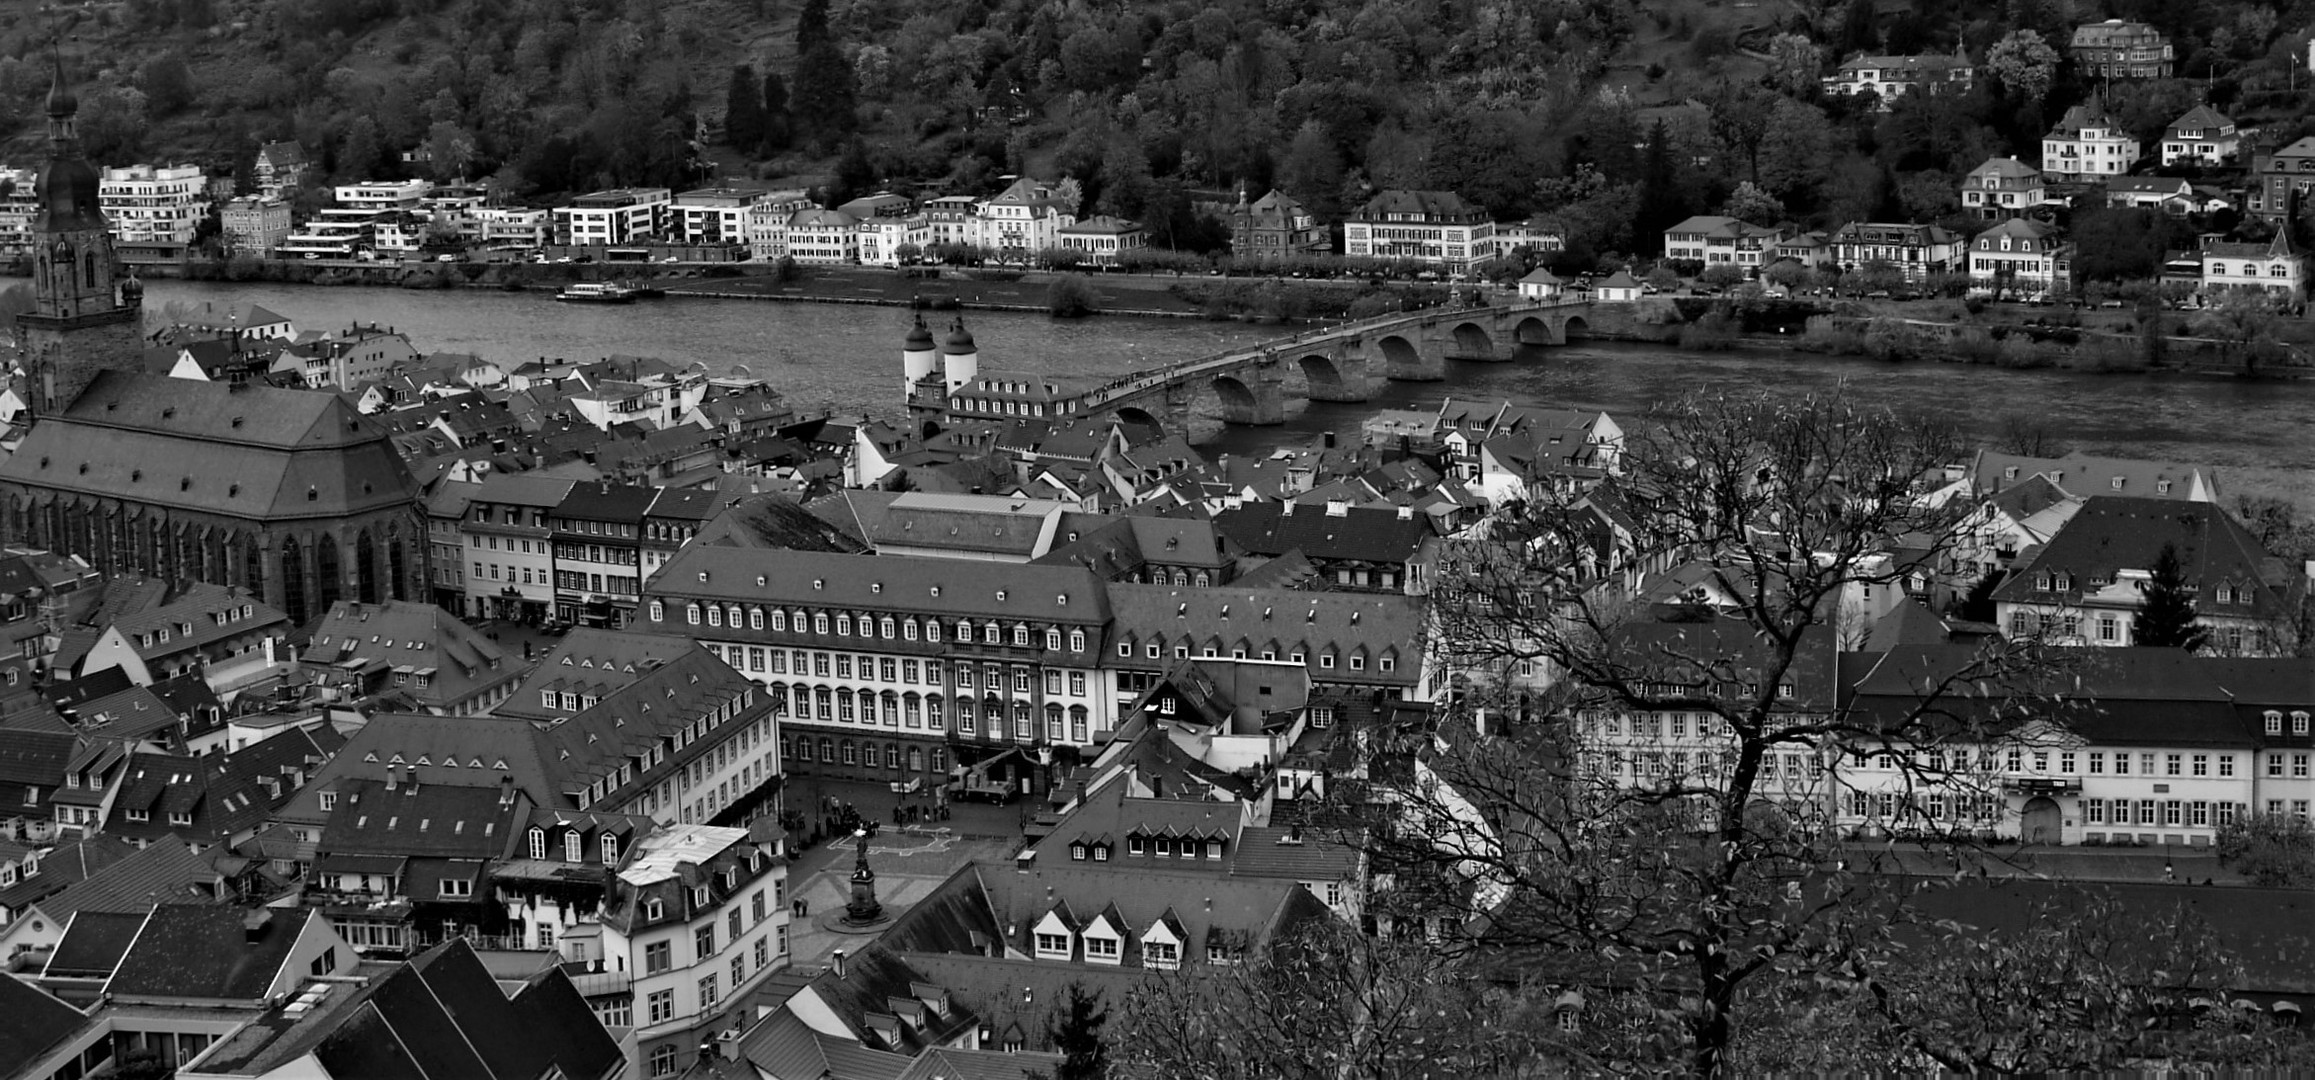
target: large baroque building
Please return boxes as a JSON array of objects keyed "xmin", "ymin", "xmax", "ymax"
[{"xmin": 0, "ymin": 63, "xmax": 426, "ymax": 623}]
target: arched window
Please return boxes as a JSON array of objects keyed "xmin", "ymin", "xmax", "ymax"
[
  {"xmin": 818, "ymin": 737, "xmax": 833, "ymax": 762},
  {"xmin": 957, "ymin": 619, "xmax": 973, "ymax": 641},
  {"xmin": 881, "ymin": 692, "xmax": 899, "ymax": 726},
  {"xmin": 1069, "ymin": 630, "xmax": 1085, "ymax": 652},
  {"xmin": 815, "ymin": 687, "xmax": 833, "ymax": 721},
  {"xmin": 1046, "ymin": 704, "xmax": 1064, "ymax": 741},
  {"xmin": 907, "ymin": 746, "xmax": 923, "ymax": 771},
  {"xmin": 955, "ymin": 697, "xmax": 975, "ymax": 734},
  {"xmin": 602, "ymin": 833, "xmax": 619, "ymax": 864},
  {"xmin": 880, "ymin": 617, "xmax": 896, "ymax": 638},
  {"xmin": 1013, "ymin": 624, "xmax": 1031, "ymax": 646},
  {"xmin": 904, "ymin": 694, "xmax": 922, "ymax": 727},
  {"xmin": 749, "ymin": 606, "xmax": 763, "ymax": 630},
  {"xmin": 1045, "ymin": 628, "xmax": 1062, "ymax": 650},
  {"xmin": 648, "ymin": 600, "xmax": 664, "ymax": 622},
  {"xmin": 931, "ymin": 746, "xmax": 948, "ymax": 771},
  {"xmin": 771, "ymin": 609, "xmax": 787, "ymax": 631},
  {"xmin": 925, "ymin": 619, "xmax": 941, "ymax": 642},
  {"xmin": 841, "ymin": 740, "xmax": 857, "ymax": 765},
  {"xmin": 836, "ymin": 613, "xmax": 852, "ymax": 636},
  {"xmin": 564, "ymin": 831, "xmax": 583, "ymax": 862},
  {"xmin": 904, "ymin": 618, "xmax": 919, "ymax": 641},
  {"xmin": 857, "ymin": 689, "xmax": 876, "ymax": 723},
  {"xmin": 927, "ymin": 697, "xmax": 945, "ymax": 730},
  {"xmin": 686, "ymin": 603, "xmax": 701, "ymax": 625},
  {"xmin": 707, "ymin": 605, "xmax": 723, "ymax": 627},
  {"xmin": 528, "ymin": 827, "xmax": 546, "ymax": 861},
  {"xmin": 1069, "ymin": 705, "xmax": 1089, "ymax": 742},
  {"xmin": 82, "ymin": 250, "xmax": 95, "ymax": 289},
  {"xmin": 1014, "ymin": 701, "xmax": 1033, "ymax": 739}
]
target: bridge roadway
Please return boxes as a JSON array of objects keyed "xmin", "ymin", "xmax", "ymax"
[{"xmin": 1080, "ymin": 297, "xmax": 1600, "ymax": 430}]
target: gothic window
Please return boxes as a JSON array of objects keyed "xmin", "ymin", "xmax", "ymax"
[{"xmin": 82, "ymin": 250, "xmax": 95, "ymax": 290}]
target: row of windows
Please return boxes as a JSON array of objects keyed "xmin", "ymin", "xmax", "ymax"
[
  {"xmin": 661, "ymin": 600, "xmax": 1088, "ymax": 653},
  {"xmin": 767, "ymin": 684, "xmax": 1095, "ymax": 742},
  {"xmin": 701, "ymin": 645, "xmax": 1090, "ymax": 697},
  {"xmin": 526, "ymin": 827, "xmax": 618, "ymax": 864},
  {"xmin": 787, "ymin": 735, "xmax": 949, "ymax": 771},
  {"xmin": 2084, "ymin": 798, "xmax": 2241, "ymax": 827}
]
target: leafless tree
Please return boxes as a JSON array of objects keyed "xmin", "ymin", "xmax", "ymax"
[{"xmin": 1345, "ymin": 391, "xmax": 2078, "ymax": 1073}]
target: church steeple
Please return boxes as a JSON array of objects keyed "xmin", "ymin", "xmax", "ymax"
[{"xmin": 18, "ymin": 52, "xmax": 140, "ymax": 418}]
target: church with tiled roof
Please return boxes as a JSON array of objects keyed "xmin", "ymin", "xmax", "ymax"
[{"xmin": 0, "ymin": 61, "xmax": 425, "ymax": 622}]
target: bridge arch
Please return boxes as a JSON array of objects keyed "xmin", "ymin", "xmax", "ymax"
[
  {"xmin": 1513, "ymin": 316, "xmax": 1558, "ymax": 347},
  {"xmin": 1114, "ymin": 406, "xmax": 1165, "ymax": 437},
  {"xmin": 1449, "ymin": 321, "xmax": 1497, "ymax": 360},
  {"xmin": 1298, "ymin": 355, "xmax": 1349, "ymax": 400},
  {"xmin": 1562, "ymin": 314, "xmax": 1591, "ymax": 340},
  {"xmin": 1376, "ymin": 334, "xmax": 1438, "ymax": 381},
  {"xmin": 1210, "ymin": 375, "xmax": 1261, "ymax": 426}
]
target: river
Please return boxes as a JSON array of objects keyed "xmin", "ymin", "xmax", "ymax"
[{"xmin": 143, "ymin": 280, "xmax": 2315, "ymax": 507}]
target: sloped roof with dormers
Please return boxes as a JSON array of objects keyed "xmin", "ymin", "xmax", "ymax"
[
  {"xmin": 0, "ymin": 371, "xmax": 419, "ymax": 523},
  {"xmin": 1104, "ymin": 584, "xmax": 1423, "ymax": 688}
]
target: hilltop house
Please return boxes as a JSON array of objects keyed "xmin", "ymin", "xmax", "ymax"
[
  {"xmin": 2161, "ymin": 106, "xmax": 2239, "ymax": 167},
  {"xmin": 1961, "ymin": 157, "xmax": 2047, "ymax": 221},
  {"xmin": 2250, "ymin": 137, "xmax": 2315, "ymax": 222},
  {"xmin": 2070, "ymin": 19, "xmax": 2174, "ymax": 79},
  {"xmin": 2042, "ymin": 105, "xmax": 2139, "ymax": 181},
  {"xmin": 1820, "ymin": 52, "xmax": 1974, "ymax": 106}
]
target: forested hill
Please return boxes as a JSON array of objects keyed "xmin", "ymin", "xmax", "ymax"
[{"xmin": 1, "ymin": 0, "xmax": 2308, "ymax": 257}]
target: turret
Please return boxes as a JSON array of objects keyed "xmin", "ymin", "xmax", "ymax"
[
  {"xmin": 940, "ymin": 316, "xmax": 978, "ymax": 396},
  {"xmin": 902, "ymin": 313, "xmax": 937, "ymax": 396}
]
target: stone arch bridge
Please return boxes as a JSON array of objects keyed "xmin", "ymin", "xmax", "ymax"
[{"xmin": 1085, "ymin": 299, "xmax": 1607, "ymax": 432}]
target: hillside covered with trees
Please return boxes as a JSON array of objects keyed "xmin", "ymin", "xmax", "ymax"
[{"xmin": 7, "ymin": 0, "xmax": 2315, "ymax": 259}]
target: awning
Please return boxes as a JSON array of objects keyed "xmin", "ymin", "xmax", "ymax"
[{"xmin": 316, "ymin": 853, "xmax": 406, "ymax": 875}]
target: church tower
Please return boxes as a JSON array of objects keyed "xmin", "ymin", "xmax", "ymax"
[{"xmin": 19, "ymin": 55, "xmax": 141, "ymax": 418}]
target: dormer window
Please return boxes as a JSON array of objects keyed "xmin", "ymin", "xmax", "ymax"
[
  {"xmin": 695, "ymin": 885, "xmax": 711, "ymax": 908},
  {"xmin": 565, "ymin": 832, "xmax": 583, "ymax": 862},
  {"xmin": 645, "ymin": 898, "xmax": 664, "ymax": 921},
  {"xmin": 528, "ymin": 827, "xmax": 546, "ymax": 861},
  {"xmin": 2267, "ymin": 710, "xmax": 2284, "ymax": 735},
  {"xmin": 1128, "ymin": 835, "xmax": 1145, "ymax": 856},
  {"xmin": 1070, "ymin": 844, "xmax": 1086, "ymax": 861},
  {"xmin": 2298, "ymin": 712, "xmax": 2311, "ymax": 736}
]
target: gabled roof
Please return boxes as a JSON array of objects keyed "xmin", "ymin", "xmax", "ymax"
[
  {"xmin": 0, "ymin": 835, "xmax": 135, "ymax": 914},
  {"xmin": 2165, "ymin": 104, "xmax": 2233, "ymax": 133},
  {"xmin": 299, "ymin": 600, "xmax": 510, "ymax": 710},
  {"xmin": 1990, "ymin": 496, "xmax": 2290, "ymax": 616},
  {"xmin": 106, "ymin": 905, "xmax": 315, "ymax": 1002},
  {"xmin": 734, "ymin": 1008, "xmax": 912, "ymax": 1080},
  {"xmin": 320, "ymin": 777, "xmax": 520, "ymax": 859},
  {"xmin": 32, "ymin": 840, "xmax": 226, "ymax": 923},
  {"xmin": 195, "ymin": 938, "xmax": 622, "ymax": 1080},
  {"xmin": 1209, "ymin": 501, "xmax": 1435, "ymax": 564},
  {"xmin": 494, "ymin": 627, "xmax": 697, "ymax": 723},
  {"xmin": 1966, "ymin": 156, "xmax": 2042, "ymax": 181},
  {"xmin": 43, "ymin": 909, "xmax": 149, "ymax": 978},
  {"xmin": 1103, "ymin": 584, "xmax": 1424, "ymax": 686},
  {"xmin": 0, "ymin": 371, "xmax": 420, "ymax": 521},
  {"xmin": 0, "ymin": 969, "xmax": 90, "ymax": 1066},
  {"xmin": 282, "ymin": 713, "xmax": 562, "ymax": 825}
]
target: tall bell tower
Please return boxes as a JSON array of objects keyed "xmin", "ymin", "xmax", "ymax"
[{"xmin": 19, "ymin": 54, "xmax": 141, "ymax": 418}]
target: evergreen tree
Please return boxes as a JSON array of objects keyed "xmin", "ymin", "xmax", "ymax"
[
  {"xmin": 761, "ymin": 72, "xmax": 792, "ymax": 154},
  {"xmin": 791, "ymin": 46, "xmax": 857, "ymax": 151},
  {"xmin": 1046, "ymin": 983, "xmax": 1109, "ymax": 1080},
  {"xmin": 1632, "ymin": 120, "xmax": 1688, "ymax": 255},
  {"xmin": 2135, "ymin": 542, "xmax": 2209, "ymax": 652},
  {"xmin": 796, "ymin": 0, "xmax": 831, "ymax": 54},
  {"xmin": 724, "ymin": 65, "xmax": 765, "ymax": 152}
]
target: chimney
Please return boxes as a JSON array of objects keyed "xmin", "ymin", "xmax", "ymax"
[
  {"xmin": 1149, "ymin": 774, "xmax": 1165, "ymax": 799},
  {"xmin": 716, "ymin": 1027, "xmax": 744, "ymax": 1061},
  {"xmin": 499, "ymin": 773, "xmax": 515, "ymax": 808},
  {"xmin": 404, "ymin": 768, "xmax": 420, "ymax": 795},
  {"xmin": 831, "ymin": 949, "xmax": 847, "ymax": 979},
  {"xmin": 1282, "ymin": 501, "xmax": 1296, "ymax": 516},
  {"xmin": 1397, "ymin": 503, "xmax": 1415, "ymax": 520},
  {"xmin": 242, "ymin": 908, "xmax": 273, "ymax": 943},
  {"xmin": 384, "ymin": 765, "xmax": 400, "ymax": 791},
  {"xmin": 1323, "ymin": 431, "xmax": 1337, "ymax": 449}
]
